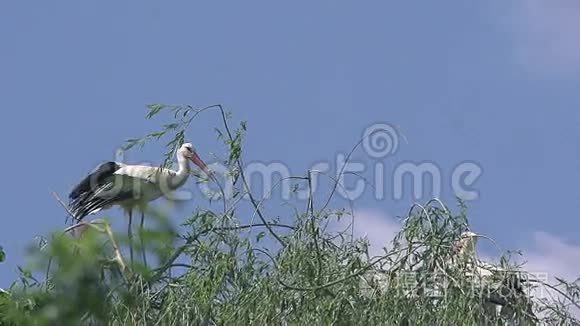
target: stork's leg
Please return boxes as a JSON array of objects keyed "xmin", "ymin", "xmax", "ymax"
[
  {"xmin": 128, "ymin": 209, "xmax": 134, "ymax": 264},
  {"xmin": 140, "ymin": 211, "xmax": 148, "ymax": 267}
]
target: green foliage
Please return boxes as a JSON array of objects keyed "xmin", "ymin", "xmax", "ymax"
[{"xmin": 1, "ymin": 105, "xmax": 578, "ymax": 325}]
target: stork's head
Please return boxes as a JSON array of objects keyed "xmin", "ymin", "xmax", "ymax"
[
  {"xmin": 454, "ymin": 231, "xmax": 479, "ymax": 258},
  {"xmin": 179, "ymin": 142, "xmax": 210, "ymax": 175},
  {"xmin": 460, "ymin": 231, "xmax": 479, "ymax": 240}
]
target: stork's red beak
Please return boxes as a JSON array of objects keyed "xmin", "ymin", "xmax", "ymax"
[{"xmin": 190, "ymin": 152, "xmax": 211, "ymax": 176}]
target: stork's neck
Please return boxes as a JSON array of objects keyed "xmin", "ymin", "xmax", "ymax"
[{"xmin": 171, "ymin": 153, "xmax": 191, "ymax": 189}]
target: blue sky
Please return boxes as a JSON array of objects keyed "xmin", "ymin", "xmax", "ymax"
[{"xmin": 1, "ymin": 1, "xmax": 579, "ymax": 287}]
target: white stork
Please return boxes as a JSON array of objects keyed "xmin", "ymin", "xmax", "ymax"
[
  {"xmin": 68, "ymin": 142, "xmax": 210, "ymax": 263},
  {"xmin": 451, "ymin": 231, "xmax": 536, "ymax": 322}
]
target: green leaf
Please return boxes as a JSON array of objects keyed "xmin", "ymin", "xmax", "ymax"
[
  {"xmin": 0, "ymin": 246, "xmax": 5, "ymax": 263},
  {"xmin": 122, "ymin": 138, "xmax": 142, "ymax": 150},
  {"xmin": 214, "ymin": 128, "xmax": 224, "ymax": 140},
  {"xmin": 256, "ymin": 232, "xmax": 265, "ymax": 242},
  {"xmin": 163, "ymin": 123, "xmax": 179, "ymax": 130},
  {"xmin": 146, "ymin": 103, "xmax": 166, "ymax": 119},
  {"xmin": 148, "ymin": 131, "xmax": 167, "ymax": 140}
]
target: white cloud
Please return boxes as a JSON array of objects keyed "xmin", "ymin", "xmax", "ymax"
[
  {"xmin": 518, "ymin": 231, "xmax": 580, "ymax": 318},
  {"xmin": 523, "ymin": 231, "xmax": 580, "ymax": 281},
  {"xmin": 331, "ymin": 209, "xmax": 401, "ymax": 256},
  {"xmin": 506, "ymin": 0, "xmax": 580, "ymax": 76}
]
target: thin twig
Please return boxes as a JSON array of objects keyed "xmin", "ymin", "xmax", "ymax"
[
  {"xmin": 216, "ymin": 105, "xmax": 286, "ymax": 247},
  {"xmin": 51, "ymin": 191, "xmax": 75, "ymax": 223}
]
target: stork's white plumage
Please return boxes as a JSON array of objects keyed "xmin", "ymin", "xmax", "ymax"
[
  {"xmin": 452, "ymin": 231, "xmax": 495, "ymax": 277},
  {"xmin": 68, "ymin": 142, "xmax": 210, "ymax": 262},
  {"xmin": 451, "ymin": 231, "xmax": 535, "ymax": 321}
]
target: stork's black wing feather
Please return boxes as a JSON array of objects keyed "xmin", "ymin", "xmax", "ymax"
[
  {"xmin": 68, "ymin": 161, "xmax": 128, "ymax": 221},
  {"xmin": 69, "ymin": 162, "xmax": 122, "ymax": 200}
]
